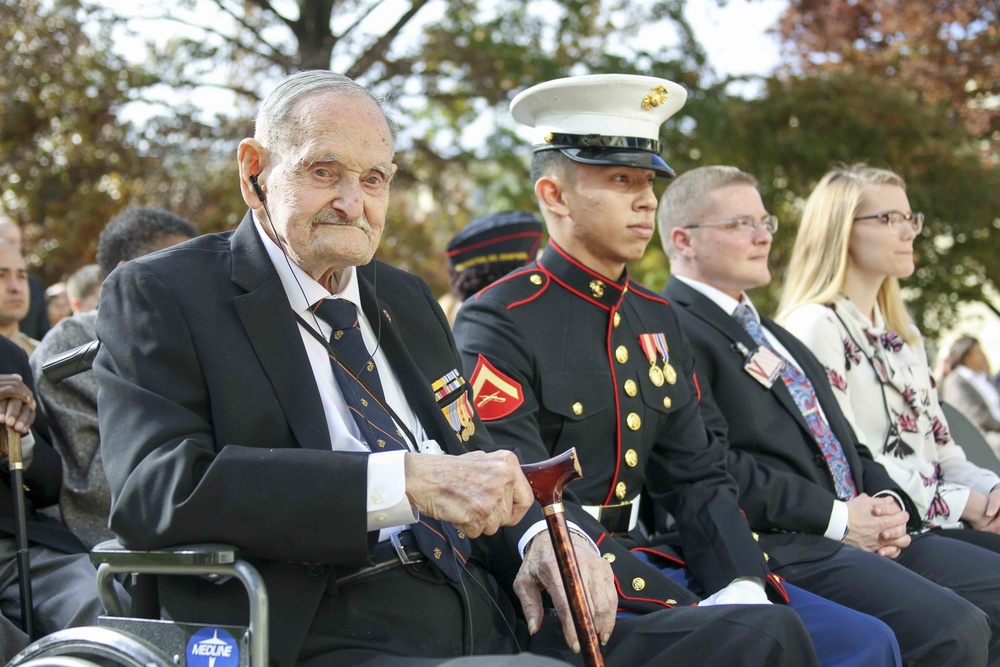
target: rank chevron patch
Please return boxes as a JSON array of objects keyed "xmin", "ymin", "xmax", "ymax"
[{"xmin": 469, "ymin": 354, "xmax": 524, "ymax": 421}]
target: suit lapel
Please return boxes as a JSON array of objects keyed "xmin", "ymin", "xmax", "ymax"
[
  {"xmin": 666, "ymin": 279, "xmax": 814, "ymax": 437},
  {"xmin": 355, "ymin": 265, "xmax": 468, "ymax": 455},
  {"xmin": 229, "ymin": 213, "xmax": 331, "ymax": 451}
]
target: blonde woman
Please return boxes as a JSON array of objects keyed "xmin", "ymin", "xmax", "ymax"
[{"xmin": 779, "ymin": 165, "xmax": 1000, "ymax": 553}]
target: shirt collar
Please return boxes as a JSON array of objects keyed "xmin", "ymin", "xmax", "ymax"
[
  {"xmin": 536, "ymin": 240, "xmax": 628, "ymax": 310},
  {"xmin": 252, "ymin": 216, "xmax": 362, "ymax": 314},
  {"xmin": 672, "ymin": 274, "xmax": 760, "ymax": 321}
]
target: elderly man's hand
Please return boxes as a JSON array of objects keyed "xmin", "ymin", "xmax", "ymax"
[
  {"xmin": 0, "ymin": 374, "xmax": 36, "ymax": 435},
  {"xmin": 514, "ymin": 531, "xmax": 616, "ymax": 653},
  {"xmin": 404, "ymin": 450, "xmax": 533, "ymax": 538}
]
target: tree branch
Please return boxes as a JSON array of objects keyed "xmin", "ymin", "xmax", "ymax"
[
  {"xmin": 207, "ymin": 0, "xmax": 293, "ymax": 64},
  {"xmin": 243, "ymin": 0, "xmax": 295, "ymax": 32},
  {"xmin": 133, "ymin": 13, "xmax": 291, "ymax": 69},
  {"xmin": 344, "ymin": 0, "xmax": 432, "ymax": 80},
  {"xmin": 335, "ymin": 0, "xmax": 389, "ymax": 41}
]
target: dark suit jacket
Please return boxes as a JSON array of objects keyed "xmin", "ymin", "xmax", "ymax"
[
  {"xmin": 661, "ymin": 278, "xmax": 919, "ymax": 568},
  {"xmin": 95, "ymin": 213, "xmax": 500, "ymax": 667},
  {"xmin": 0, "ymin": 336, "xmax": 84, "ymax": 553}
]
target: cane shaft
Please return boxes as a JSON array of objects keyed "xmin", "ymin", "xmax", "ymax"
[
  {"xmin": 523, "ymin": 449, "xmax": 605, "ymax": 667},
  {"xmin": 542, "ymin": 505, "xmax": 605, "ymax": 667},
  {"xmin": 3, "ymin": 427, "xmax": 33, "ymax": 638}
]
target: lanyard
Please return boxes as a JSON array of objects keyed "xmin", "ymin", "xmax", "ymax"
[{"xmin": 294, "ymin": 311, "xmax": 420, "ymax": 451}]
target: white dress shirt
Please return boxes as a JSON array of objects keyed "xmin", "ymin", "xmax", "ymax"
[
  {"xmin": 254, "ymin": 218, "xmax": 423, "ymax": 535},
  {"xmin": 674, "ymin": 276, "xmax": 853, "ymax": 541}
]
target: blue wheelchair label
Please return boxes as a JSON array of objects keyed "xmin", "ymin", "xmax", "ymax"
[{"xmin": 187, "ymin": 627, "xmax": 240, "ymax": 667}]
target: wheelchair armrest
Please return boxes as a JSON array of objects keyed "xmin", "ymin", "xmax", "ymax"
[
  {"xmin": 90, "ymin": 540, "xmax": 240, "ymax": 569},
  {"xmin": 89, "ymin": 540, "xmax": 269, "ymax": 667}
]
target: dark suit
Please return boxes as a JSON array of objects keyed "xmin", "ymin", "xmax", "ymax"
[
  {"xmin": 95, "ymin": 215, "xmax": 818, "ymax": 667},
  {"xmin": 663, "ymin": 276, "xmax": 1000, "ymax": 666},
  {"xmin": 0, "ymin": 336, "xmax": 82, "ymax": 554},
  {"xmin": 0, "ymin": 335, "xmax": 114, "ymax": 640}
]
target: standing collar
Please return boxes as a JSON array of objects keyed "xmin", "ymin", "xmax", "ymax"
[
  {"xmin": 672, "ymin": 274, "xmax": 758, "ymax": 321},
  {"xmin": 252, "ymin": 216, "xmax": 362, "ymax": 314},
  {"xmin": 536, "ymin": 241, "xmax": 628, "ymax": 309}
]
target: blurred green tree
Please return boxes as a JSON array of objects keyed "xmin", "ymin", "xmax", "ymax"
[{"xmin": 0, "ymin": 0, "xmax": 156, "ymax": 282}]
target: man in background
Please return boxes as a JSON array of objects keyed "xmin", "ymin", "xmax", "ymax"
[
  {"xmin": 30, "ymin": 207, "xmax": 198, "ymax": 549},
  {"xmin": 0, "ymin": 243, "xmax": 37, "ymax": 357},
  {"xmin": 64, "ymin": 265, "xmax": 101, "ymax": 317},
  {"xmin": 0, "ymin": 220, "xmax": 48, "ymax": 342},
  {"xmin": 44, "ymin": 284, "xmax": 70, "ymax": 330}
]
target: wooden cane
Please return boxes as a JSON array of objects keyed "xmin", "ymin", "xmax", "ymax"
[
  {"xmin": 521, "ymin": 448, "xmax": 605, "ymax": 667},
  {"xmin": 1, "ymin": 426, "xmax": 34, "ymax": 639}
]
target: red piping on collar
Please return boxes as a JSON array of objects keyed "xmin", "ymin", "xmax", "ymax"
[{"xmin": 536, "ymin": 261, "xmax": 611, "ymax": 311}]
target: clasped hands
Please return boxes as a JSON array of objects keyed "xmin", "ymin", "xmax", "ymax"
[
  {"xmin": 404, "ymin": 450, "xmax": 616, "ymax": 653},
  {"xmin": 844, "ymin": 493, "xmax": 911, "ymax": 558}
]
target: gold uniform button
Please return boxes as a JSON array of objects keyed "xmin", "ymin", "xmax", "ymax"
[
  {"xmin": 631, "ymin": 577, "xmax": 645, "ymax": 591},
  {"xmin": 665, "ymin": 598, "xmax": 677, "ymax": 605},
  {"xmin": 613, "ymin": 312, "xmax": 621, "ymax": 328},
  {"xmin": 615, "ymin": 481, "xmax": 627, "ymax": 499},
  {"xmin": 434, "ymin": 548, "xmax": 442, "ymax": 559},
  {"xmin": 572, "ymin": 402, "xmax": 583, "ymax": 415},
  {"xmin": 602, "ymin": 553, "xmax": 616, "ymax": 563},
  {"xmin": 752, "ymin": 532, "xmax": 760, "ymax": 542},
  {"xmin": 662, "ymin": 396, "xmax": 672, "ymax": 409},
  {"xmin": 615, "ymin": 345, "xmax": 629, "ymax": 364},
  {"xmin": 625, "ymin": 449, "xmax": 638, "ymax": 467},
  {"xmin": 763, "ymin": 552, "xmax": 770, "ymax": 563},
  {"xmin": 626, "ymin": 412, "xmax": 641, "ymax": 430},
  {"xmin": 624, "ymin": 379, "xmax": 637, "ymax": 397},
  {"xmin": 530, "ymin": 274, "xmax": 543, "ymax": 285}
]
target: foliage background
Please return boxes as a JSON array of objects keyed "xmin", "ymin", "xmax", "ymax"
[{"xmin": 1, "ymin": 0, "xmax": 997, "ymax": 339}]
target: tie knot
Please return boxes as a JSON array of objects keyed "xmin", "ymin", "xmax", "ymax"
[
  {"xmin": 733, "ymin": 303, "xmax": 756, "ymax": 329},
  {"xmin": 313, "ymin": 298, "xmax": 358, "ymax": 331}
]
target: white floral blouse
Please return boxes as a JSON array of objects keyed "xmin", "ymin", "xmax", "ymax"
[{"xmin": 783, "ymin": 296, "xmax": 1000, "ymax": 530}]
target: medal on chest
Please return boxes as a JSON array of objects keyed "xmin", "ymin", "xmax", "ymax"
[{"xmin": 639, "ymin": 333, "xmax": 676, "ymax": 386}]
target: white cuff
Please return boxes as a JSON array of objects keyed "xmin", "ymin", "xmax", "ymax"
[
  {"xmin": 367, "ymin": 450, "xmax": 416, "ymax": 531},
  {"xmin": 517, "ymin": 520, "xmax": 600, "ymax": 559},
  {"xmin": 824, "ymin": 499, "xmax": 850, "ymax": 541}
]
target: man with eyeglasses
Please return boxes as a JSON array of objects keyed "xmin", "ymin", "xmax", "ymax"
[{"xmin": 658, "ymin": 165, "xmax": 1000, "ymax": 666}]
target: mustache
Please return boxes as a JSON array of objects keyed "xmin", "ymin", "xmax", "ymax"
[{"xmin": 309, "ymin": 212, "xmax": 373, "ymax": 234}]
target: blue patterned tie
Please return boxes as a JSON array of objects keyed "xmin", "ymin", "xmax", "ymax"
[
  {"xmin": 312, "ymin": 298, "xmax": 470, "ymax": 581},
  {"xmin": 733, "ymin": 304, "xmax": 858, "ymax": 500}
]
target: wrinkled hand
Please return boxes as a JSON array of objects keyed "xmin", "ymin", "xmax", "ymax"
[
  {"xmin": 404, "ymin": 450, "xmax": 533, "ymax": 538},
  {"xmin": 845, "ymin": 493, "xmax": 910, "ymax": 558},
  {"xmin": 514, "ymin": 531, "xmax": 616, "ymax": 653},
  {"xmin": 0, "ymin": 374, "xmax": 36, "ymax": 435}
]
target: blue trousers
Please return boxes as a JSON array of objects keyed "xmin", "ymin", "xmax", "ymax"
[{"xmin": 629, "ymin": 551, "xmax": 901, "ymax": 667}]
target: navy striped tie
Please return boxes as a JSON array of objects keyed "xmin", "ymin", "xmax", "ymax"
[{"xmin": 312, "ymin": 298, "xmax": 470, "ymax": 581}]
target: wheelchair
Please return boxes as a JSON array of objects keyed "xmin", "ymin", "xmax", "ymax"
[{"xmin": 6, "ymin": 542, "xmax": 269, "ymax": 667}]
